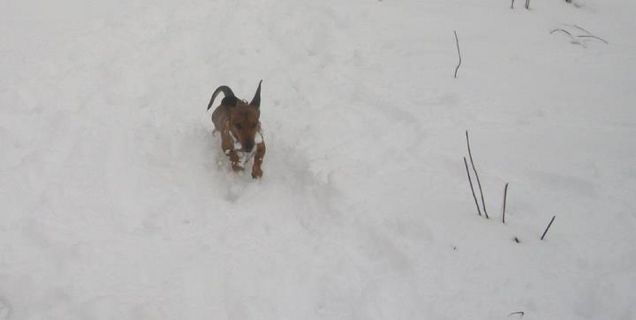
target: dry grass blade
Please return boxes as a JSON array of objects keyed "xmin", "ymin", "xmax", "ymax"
[
  {"xmin": 576, "ymin": 35, "xmax": 608, "ymax": 44},
  {"xmin": 453, "ymin": 31, "xmax": 462, "ymax": 79},
  {"xmin": 464, "ymin": 157, "xmax": 482, "ymax": 216},
  {"xmin": 465, "ymin": 131, "xmax": 489, "ymax": 218},
  {"xmin": 502, "ymin": 183, "xmax": 509, "ymax": 224},
  {"xmin": 540, "ymin": 216, "xmax": 556, "ymax": 240}
]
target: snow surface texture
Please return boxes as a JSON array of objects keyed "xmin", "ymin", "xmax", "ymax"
[{"xmin": 1, "ymin": 0, "xmax": 635, "ymax": 319}]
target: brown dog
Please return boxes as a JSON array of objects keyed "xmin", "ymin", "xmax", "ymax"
[{"xmin": 207, "ymin": 81, "xmax": 266, "ymax": 178}]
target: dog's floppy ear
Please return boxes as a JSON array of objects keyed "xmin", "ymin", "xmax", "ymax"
[{"xmin": 249, "ymin": 80, "xmax": 262, "ymax": 108}]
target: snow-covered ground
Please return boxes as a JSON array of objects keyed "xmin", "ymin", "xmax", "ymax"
[{"xmin": 1, "ymin": 0, "xmax": 635, "ymax": 319}]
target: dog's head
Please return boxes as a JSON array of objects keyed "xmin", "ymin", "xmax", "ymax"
[{"xmin": 227, "ymin": 81, "xmax": 262, "ymax": 152}]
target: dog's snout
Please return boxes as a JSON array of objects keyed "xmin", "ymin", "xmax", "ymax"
[{"xmin": 243, "ymin": 140, "xmax": 255, "ymax": 152}]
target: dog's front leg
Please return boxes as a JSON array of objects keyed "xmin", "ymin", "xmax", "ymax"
[
  {"xmin": 221, "ymin": 128, "xmax": 242, "ymax": 172},
  {"xmin": 252, "ymin": 141, "xmax": 266, "ymax": 179}
]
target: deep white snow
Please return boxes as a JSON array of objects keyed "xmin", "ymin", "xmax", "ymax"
[{"xmin": 1, "ymin": 0, "xmax": 635, "ymax": 319}]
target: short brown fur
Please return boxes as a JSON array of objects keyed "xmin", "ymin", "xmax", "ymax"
[{"xmin": 208, "ymin": 82, "xmax": 266, "ymax": 178}]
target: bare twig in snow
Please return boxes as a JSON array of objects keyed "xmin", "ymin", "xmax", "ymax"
[
  {"xmin": 502, "ymin": 183, "xmax": 509, "ymax": 224},
  {"xmin": 540, "ymin": 216, "xmax": 556, "ymax": 240},
  {"xmin": 550, "ymin": 28, "xmax": 585, "ymax": 47},
  {"xmin": 465, "ymin": 131, "xmax": 489, "ymax": 218},
  {"xmin": 577, "ymin": 34, "xmax": 608, "ymax": 44},
  {"xmin": 550, "ymin": 28, "xmax": 574, "ymax": 38},
  {"xmin": 464, "ymin": 157, "xmax": 482, "ymax": 216},
  {"xmin": 525, "ymin": 0, "xmax": 530, "ymax": 9},
  {"xmin": 556, "ymin": 25, "xmax": 608, "ymax": 45},
  {"xmin": 570, "ymin": 24, "xmax": 591, "ymax": 35},
  {"xmin": 453, "ymin": 31, "xmax": 462, "ymax": 79},
  {"xmin": 511, "ymin": 0, "xmax": 514, "ymax": 9},
  {"xmin": 508, "ymin": 311, "xmax": 525, "ymax": 318}
]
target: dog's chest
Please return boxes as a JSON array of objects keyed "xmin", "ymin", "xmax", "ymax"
[{"xmin": 230, "ymin": 131, "xmax": 263, "ymax": 164}]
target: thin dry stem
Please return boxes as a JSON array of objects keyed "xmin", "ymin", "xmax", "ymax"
[
  {"xmin": 577, "ymin": 34, "xmax": 608, "ymax": 44},
  {"xmin": 466, "ymin": 131, "xmax": 489, "ymax": 219},
  {"xmin": 464, "ymin": 157, "xmax": 482, "ymax": 216},
  {"xmin": 453, "ymin": 31, "xmax": 462, "ymax": 79},
  {"xmin": 540, "ymin": 216, "xmax": 556, "ymax": 240},
  {"xmin": 502, "ymin": 183, "xmax": 509, "ymax": 224}
]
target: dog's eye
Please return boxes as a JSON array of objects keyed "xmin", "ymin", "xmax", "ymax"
[
  {"xmin": 235, "ymin": 124, "xmax": 242, "ymax": 129},
  {"xmin": 251, "ymin": 124, "xmax": 257, "ymax": 129}
]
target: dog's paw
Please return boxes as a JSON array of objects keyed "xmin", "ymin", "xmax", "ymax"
[
  {"xmin": 251, "ymin": 167, "xmax": 263, "ymax": 179},
  {"xmin": 232, "ymin": 163, "xmax": 244, "ymax": 172}
]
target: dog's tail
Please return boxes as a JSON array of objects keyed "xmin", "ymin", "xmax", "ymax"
[{"xmin": 207, "ymin": 85, "xmax": 237, "ymax": 110}]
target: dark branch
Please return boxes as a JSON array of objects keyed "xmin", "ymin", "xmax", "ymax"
[{"xmin": 540, "ymin": 216, "xmax": 556, "ymax": 240}]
